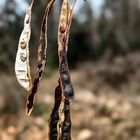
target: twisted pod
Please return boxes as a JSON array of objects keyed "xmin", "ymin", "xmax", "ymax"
[{"xmin": 15, "ymin": 0, "xmax": 76, "ymax": 139}]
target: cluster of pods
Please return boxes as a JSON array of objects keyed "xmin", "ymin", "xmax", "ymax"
[{"xmin": 15, "ymin": 0, "xmax": 76, "ymax": 139}]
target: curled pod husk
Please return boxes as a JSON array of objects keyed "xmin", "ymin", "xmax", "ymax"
[
  {"xmin": 49, "ymin": 80, "xmax": 62, "ymax": 140},
  {"xmin": 62, "ymin": 0, "xmax": 76, "ymax": 140},
  {"xmin": 26, "ymin": 0, "xmax": 55, "ymax": 116},
  {"xmin": 60, "ymin": 1, "xmax": 76, "ymax": 139},
  {"xmin": 61, "ymin": 99, "xmax": 71, "ymax": 140},
  {"xmin": 53, "ymin": 0, "xmax": 76, "ymax": 139},
  {"xmin": 58, "ymin": 0, "xmax": 74, "ymax": 102},
  {"xmin": 57, "ymin": 1, "xmax": 71, "ymax": 139},
  {"xmin": 15, "ymin": 0, "xmax": 34, "ymax": 91}
]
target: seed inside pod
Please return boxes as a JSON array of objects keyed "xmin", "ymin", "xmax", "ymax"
[
  {"xmin": 20, "ymin": 54, "xmax": 27, "ymax": 62},
  {"xmin": 26, "ymin": 17, "xmax": 30, "ymax": 24},
  {"xmin": 20, "ymin": 41, "xmax": 26, "ymax": 49},
  {"xmin": 62, "ymin": 74, "xmax": 69, "ymax": 82},
  {"xmin": 25, "ymin": 13, "xmax": 30, "ymax": 24},
  {"xmin": 60, "ymin": 26, "xmax": 66, "ymax": 33}
]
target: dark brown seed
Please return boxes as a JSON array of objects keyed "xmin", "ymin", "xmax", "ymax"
[
  {"xmin": 20, "ymin": 55, "xmax": 27, "ymax": 62},
  {"xmin": 26, "ymin": 18, "xmax": 30, "ymax": 24},
  {"xmin": 60, "ymin": 26, "xmax": 66, "ymax": 33}
]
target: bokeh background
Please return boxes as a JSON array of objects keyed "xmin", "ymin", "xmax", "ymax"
[{"xmin": 1, "ymin": 0, "xmax": 140, "ymax": 140}]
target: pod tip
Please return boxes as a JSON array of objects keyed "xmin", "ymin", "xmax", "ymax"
[{"xmin": 26, "ymin": 107, "xmax": 33, "ymax": 116}]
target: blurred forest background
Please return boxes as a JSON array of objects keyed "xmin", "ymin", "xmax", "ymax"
[{"xmin": 1, "ymin": 0, "xmax": 140, "ymax": 140}]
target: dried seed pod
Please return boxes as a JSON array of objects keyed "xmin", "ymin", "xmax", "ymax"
[
  {"xmin": 58, "ymin": 0, "xmax": 74, "ymax": 101},
  {"xmin": 59, "ymin": 0, "xmax": 76, "ymax": 139},
  {"xmin": 49, "ymin": 80, "xmax": 62, "ymax": 140},
  {"xmin": 26, "ymin": 0, "xmax": 55, "ymax": 116},
  {"xmin": 48, "ymin": 0, "xmax": 76, "ymax": 139},
  {"xmin": 58, "ymin": 0, "xmax": 70, "ymax": 53},
  {"xmin": 15, "ymin": 0, "xmax": 34, "ymax": 91},
  {"xmin": 57, "ymin": 0, "xmax": 71, "ymax": 138},
  {"xmin": 62, "ymin": 99, "xmax": 71, "ymax": 140}
]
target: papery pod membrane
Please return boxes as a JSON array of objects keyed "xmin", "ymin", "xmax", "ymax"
[
  {"xmin": 58, "ymin": 0, "xmax": 74, "ymax": 102},
  {"xmin": 48, "ymin": 0, "xmax": 76, "ymax": 139},
  {"xmin": 15, "ymin": 0, "xmax": 34, "ymax": 91},
  {"xmin": 62, "ymin": 99, "xmax": 71, "ymax": 140},
  {"xmin": 49, "ymin": 1, "xmax": 70, "ymax": 139},
  {"xmin": 26, "ymin": 0, "xmax": 55, "ymax": 116},
  {"xmin": 57, "ymin": 0, "xmax": 71, "ymax": 139},
  {"xmin": 49, "ymin": 80, "xmax": 62, "ymax": 140},
  {"xmin": 60, "ymin": 1, "xmax": 76, "ymax": 139}
]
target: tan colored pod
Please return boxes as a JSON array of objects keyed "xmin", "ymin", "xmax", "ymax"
[
  {"xmin": 15, "ymin": 1, "xmax": 34, "ymax": 91},
  {"xmin": 58, "ymin": 0, "xmax": 70, "ymax": 53},
  {"xmin": 57, "ymin": 0, "xmax": 70, "ymax": 139},
  {"xmin": 56, "ymin": 0, "xmax": 76, "ymax": 139}
]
